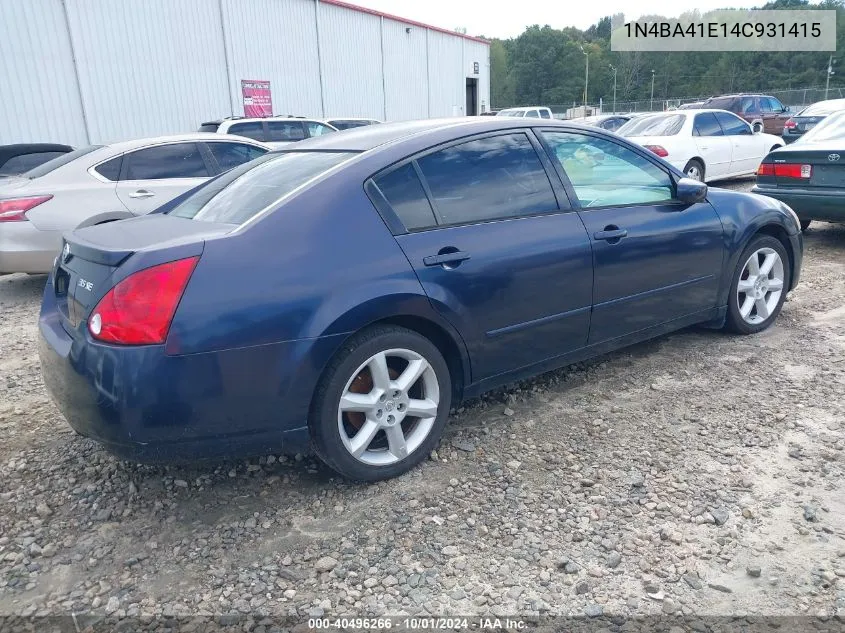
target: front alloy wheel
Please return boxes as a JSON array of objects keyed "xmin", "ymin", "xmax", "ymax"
[{"xmin": 725, "ymin": 235, "xmax": 790, "ymax": 334}]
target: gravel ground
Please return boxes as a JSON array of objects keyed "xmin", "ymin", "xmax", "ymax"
[{"xmin": 1, "ymin": 177, "xmax": 844, "ymax": 622}]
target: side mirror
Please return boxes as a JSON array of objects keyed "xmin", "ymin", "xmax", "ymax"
[{"xmin": 676, "ymin": 177, "xmax": 708, "ymax": 204}]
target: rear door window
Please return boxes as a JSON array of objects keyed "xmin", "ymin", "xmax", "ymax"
[
  {"xmin": 93, "ymin": 156, "xmax": 123, "ymax": 181},
  {"xmin": 206, "ymin": 142, "xmax": 268, "ymax": 172},
  {"xmin": 693, "ymin": 112, "xmax": 724, "ymax": 137},
  {"xmin": 540, "ymin": 109, "xmax": 552, "ymax": 119},
  {"xmin": 305, "ymin": 122, "xmax": 336, "ymax": 137},
  {"xmin": 374, "ymin": 163, "xmax": 437, "ymax": 231},
  {"xmin": 267, "ymin": 121, "xmax": 306, "ymax": 142},
  {"xmin": 715, "ymin": 112, "xmax": 752, "ymax": 135},
  {"xmin": 740, "ymin": 97, "xmax": 756, "ymax": 114},
  {"xmin": 228, "ymin": 122, "xmax": 266, "ymax": 141},
  {"xmin": 124, "ymin": 143, "xmax": 210, "ymax": 180},
  {"xmin": 525, "ymin": 110, "xmax": 540, "ymax": 118},
  {"xmin": 415, "ymin": 132, "xmax": 558, "ymax": 226}
]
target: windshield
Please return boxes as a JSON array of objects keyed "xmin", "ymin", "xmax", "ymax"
[
  {"xmin": 795, "ymin": 110, "xmax": 845, "ymax": 143},
  {"xmin": 799, "ymin": 99, "xmax": 845, "ymax": 117},
  {"xmin": 169, "ymin": 151, "xmax": 356, "ymax": 224},
  {"xmin": 23, "ymin": 145, "xmax": 103, "ymax": 178},
  {"xmin": 618, "ymin": 114, "xmax": 685, "ymax": 137}
]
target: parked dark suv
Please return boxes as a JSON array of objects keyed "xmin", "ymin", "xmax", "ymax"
[{"xmin": 701, "ymin": 94, "xmax": 790, "ymax": 135}]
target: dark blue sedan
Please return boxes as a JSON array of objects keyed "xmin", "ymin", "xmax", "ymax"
[{"xmin": 38, "ymin": 118, "xmax": 803, "ymax": 481}]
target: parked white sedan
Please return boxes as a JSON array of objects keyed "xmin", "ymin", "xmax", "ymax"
[
  {"xmin": 616, "ymin": 109, "xmax": 785, "ymax": 182},
  {"xmin": 0, "ymin": 133, "xmax": 270, "ymax": 274}
]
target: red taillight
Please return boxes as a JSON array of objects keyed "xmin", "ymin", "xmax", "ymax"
[
  {"xmin": 0, "ymin": 195, "xmax": 53, "ymax": 222},
  {"xmin": 784, "ymin": 119, "xmax": 797, "ymax": 129},
  {"xmin": 88, "ymin": 256, "xmax": 200, "ymax": 345},
  {"xmin": 757, "ymin": 163, "xmax": 812, "ymax": 179},
  {"xmin": 644, "ymin": 144, "xmax": 669, "ymax": 157}
]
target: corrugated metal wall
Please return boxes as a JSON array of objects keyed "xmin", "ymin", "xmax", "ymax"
[
  {"xmin": 219, "ymin": 0, "xmax": 323, "ymax": 118},
  {"xmin": 0, "ymin": 0, "xmax": 88, "ymax": 146},
  {"xmin": 318, "ymin": 3, "xmax": 384, "ymax": 118},
  {"xmin": 383, "ymin": 18, "xmax": 429, "ymax": 121},
  {"xmin": 0, "ymin": 0, "xmax": 490, "ymax": 146}
]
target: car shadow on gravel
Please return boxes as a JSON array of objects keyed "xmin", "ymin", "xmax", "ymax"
[{"xmin": 0, "ymin": 273, "xmax": 47, "ymax": 303}]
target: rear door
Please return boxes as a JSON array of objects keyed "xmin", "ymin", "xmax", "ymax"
[
  {"xmin": 115, "ymin": 143, "xmax": 212, "ymax": 214},
  {"xmin": 692, "ymin": 112, "xmax": 732, "ymax": 179},
  {"xmin": 371, "ymin": 130, "xmax": 593, "ymax": 381},
  {"xmin": 714, "ymin": 111, "xmax": 761, "ymax": 175}
]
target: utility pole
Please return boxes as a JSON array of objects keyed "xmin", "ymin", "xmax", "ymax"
[
  {"xmin": 580, "ymin": 45, "xmax": 589, "ymax": 110},
  {"xmin": 609, "ymin": 64, "xmax": 617, "ymax": 114},
  {"xmin": 826, "ymin": 55, "xmax": 835, "ymax": 100},
  {"xmin": 650, "ymin": 69, "xmax": 656, "ymax": 111}
]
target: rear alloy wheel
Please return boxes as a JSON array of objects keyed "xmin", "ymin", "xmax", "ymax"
[
  {"xmin": 310, "ymin": 326, "xmax": 451, "ymax": 481},
  {"xmin": 725, "ymin": 235, "xmax": 790, "ymax": 334},
  {"xmin": 684, "ymin": 159, "xmax": 705, "ymax": 182}
]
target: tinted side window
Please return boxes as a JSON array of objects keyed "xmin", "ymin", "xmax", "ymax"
[
  {"xmin": 740, "ymin": 97, "xmax": 756, "ymax": 114},
  {"xmin": 525, "ymin": 110, "xmax": 540, "ymax": 118},
  {"xmin": 760, "ymin": 98, "xmax": 774, "ymax": 113},
  {"xmin": 125, "ymin": 143, "xmax": 209, "ymax": 180},
  {"xmin": 715, "ymin": 112, "xmax": 751, "ymax": 135},
  {"xmin": 93, "ymin": 156, "xmax": 123, "ymax": 181},
  {"xmin": 374, "ymin": 163, "xmax": 437, "ymax": 231},
  {"xmin": 267, "ymin": 121, "xmax": 306, "ymax": 142},
  {"xmin": 540, "ymin": 109, "xmax": 551, "ymax": 119},
  {"xmin": 0, "ymin": 152, "xmax": 67, "ymax": 175},
  {"xmin": 228, "ymin": 122, "xmax": 266, "ymax": 141},
  {"xmin": 207, "ymin": 142, "xmax": 267, "ymax": 172},
  {"xmin": 693, "ymin": 112, "xmax": 724, "ymax": 137},
  {"xmin": 416, "ymin": 133, "xmax": 557, "ymax": 226},
  {"xmin": 541, "ymin": 131, "xmax": 674, "ymax": 207},
  {"xmin": 306, "ymin": 122, "xmax": 335, "ymax": 137},
  {"xmin": 770, "ymin": 97, "xmax": 785, "ymax": 112}
]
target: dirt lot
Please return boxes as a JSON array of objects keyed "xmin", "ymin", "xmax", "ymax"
[{"xmin": 1, "ymin": 178, "xmax": 844, "ymax": 622}]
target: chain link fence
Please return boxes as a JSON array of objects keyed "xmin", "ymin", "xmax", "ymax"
[{"xmin": 526, "ymin": 85, "xmax": 845, "ymax": 118}]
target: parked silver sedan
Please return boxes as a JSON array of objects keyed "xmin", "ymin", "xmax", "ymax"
[{"xmin": 0, "ymin": 133, "xmax": 269, "ymax": 274}]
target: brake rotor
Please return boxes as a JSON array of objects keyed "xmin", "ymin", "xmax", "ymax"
[{"xmin": 344, "ymin": 364, "xmax": 400, "ymax": 430}]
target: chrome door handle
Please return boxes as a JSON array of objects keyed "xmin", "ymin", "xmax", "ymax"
[{"xmin": 128, "ymin": 190, "xmax": 155, "ymax": 199}]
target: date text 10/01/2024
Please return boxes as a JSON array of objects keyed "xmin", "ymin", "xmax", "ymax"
[{"xmin": 307, "ymin": 618, "xmax": 527, "ymax": 630}]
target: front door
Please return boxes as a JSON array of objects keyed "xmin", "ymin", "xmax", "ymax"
[
  {"xmin": 115, "ymin": 142, "xmax": 211, "ymax": 215},
  {"xmin": 372, "ymin": 131, "xmax": 594, "ymax": 381},
  {"xmin": 538, "ymin": 129, "xmax": 725, "ymax": 345}
]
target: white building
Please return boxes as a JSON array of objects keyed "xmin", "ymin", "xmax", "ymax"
[{"xmin": 0, "ymin": 0, "xmax": 490, "ymax": 146}]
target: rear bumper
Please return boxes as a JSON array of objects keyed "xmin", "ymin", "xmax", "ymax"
[
  {"xmin": 751, "ymin": 185, "xmax": 845, "ymax": 223},
  {"xmin": 0, "ymin": 223, "xmax": 61, "ymax": 274},
  {"xmin": 37, "ymin": 282, "xmax": 326, "ymax": 463}
]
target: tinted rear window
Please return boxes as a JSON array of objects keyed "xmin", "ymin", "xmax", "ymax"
[
  {"xmin": 0, "ymin": 151, "xmax": 68, "ymax": 175},
  {"xmin": 199, "ymin": 123, "xmax": 220, "ymax": 133},
  {"xmin": 24, "ymin": 145, "xmax": 103, "ymax": 178},
  {"xmin": 169, "ymin": 151, "xmax": 355, "ymax": 224}
]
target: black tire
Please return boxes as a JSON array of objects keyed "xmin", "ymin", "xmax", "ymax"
[
  {"xmin": 724, "ymin": 235, "xmax": 791, "ymax": 335},
  {"xmin": 800, "ymin": 219, "xmax": 812, "ymax": 231},
  {"xmin": 683, "ymin": 159, "xmax": 705, "ymax": 182},
  {"xmin": 309, "ymin": 325, "xmax": 452, "ymax": 482}
]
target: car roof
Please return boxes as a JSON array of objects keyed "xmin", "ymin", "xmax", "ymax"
[
  {"xmin": 106, "ymin": 133, "xmax": 268, "ymax": 152},
  {"xmin": 269, "ymin": 117, "xmax": 576, "ymax": 152},
  {"xmin": 500, "ymin": 106, "xmax": 548, "ymax": 111}
]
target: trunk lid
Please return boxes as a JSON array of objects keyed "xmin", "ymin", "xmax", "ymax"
[
  {"xmin": 768, "ymin": 144, "xmax": 845, "ymax": 188},
  {"xmin": 53, "ymin": 214, "xmax": 234, "ymax": 333},
  {"xmin": 791, "ymin": 115, "xmax": 825, "ymax": 133}
]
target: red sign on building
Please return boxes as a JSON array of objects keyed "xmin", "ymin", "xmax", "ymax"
[{"xmin": 241, "ymin": 80, "xmax": 272, "ymax": 117}]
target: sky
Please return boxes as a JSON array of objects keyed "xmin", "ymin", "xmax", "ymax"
[{"xmin": 348, "ymin": 0, "xmax": 756, "ymax": 38}]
